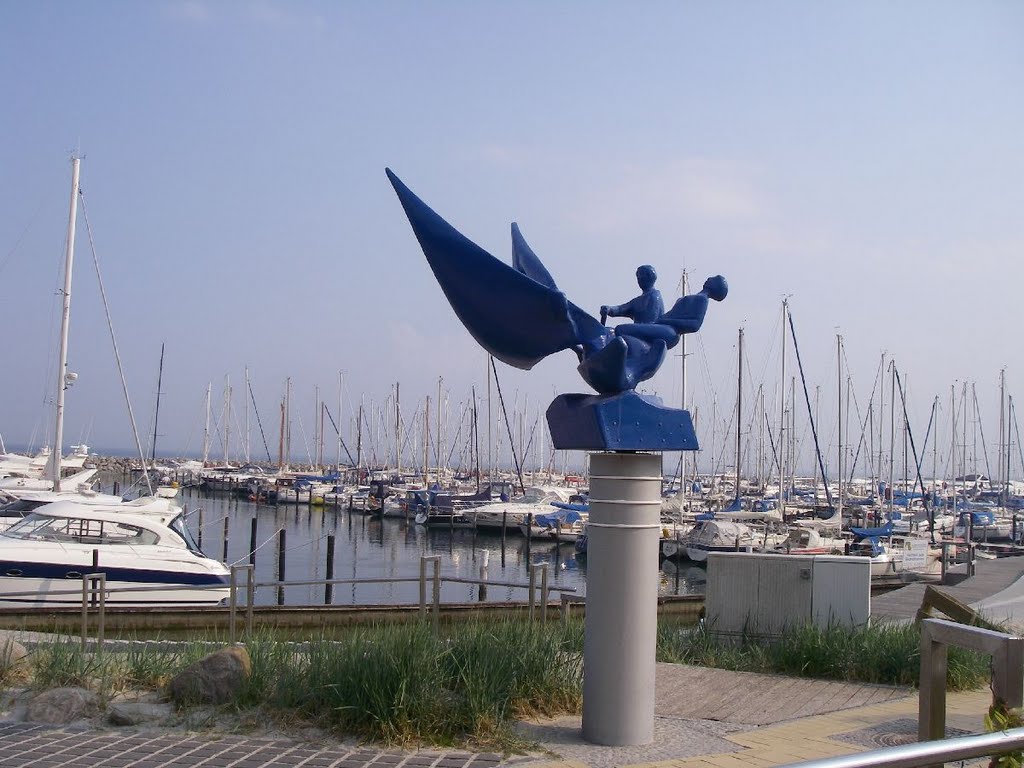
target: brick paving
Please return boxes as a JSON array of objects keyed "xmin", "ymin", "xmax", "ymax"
[{"xmin": 0, "ymin": 724, "xmax": 508, "ymax": 768}]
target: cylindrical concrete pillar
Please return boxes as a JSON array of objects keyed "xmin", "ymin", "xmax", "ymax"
[{"xmin": 582, "ymin": 451, "xmax": 662, "ymax": 745}]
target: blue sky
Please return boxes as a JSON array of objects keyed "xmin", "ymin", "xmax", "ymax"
[{"xmin": 1, "ymin": 1, "xmax": 1022, "ymax": 477}]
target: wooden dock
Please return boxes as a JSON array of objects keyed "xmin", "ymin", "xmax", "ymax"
[{"xmin": 871, "ymin": 555, "xmax": 1024, "ymax": 623}]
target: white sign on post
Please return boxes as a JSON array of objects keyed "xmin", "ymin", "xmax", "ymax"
[{"xmin": 903, "ymin": 538, "xmax": 929, "ymax": 570}]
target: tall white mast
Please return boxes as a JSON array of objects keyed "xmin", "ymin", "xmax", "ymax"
[
  {"xmin": 244, "ymin": 367, "xmax": 251, "ymax": 463},
  {"xmin": 202, "ymin": 382, "xmax": 211, "ymax": 465},
  {"xmin": 734, "ymin": 327, "xmax": 743, "ymax": 502},
  {"xmin": 778, "ymin": 298, "xmax": 788, "ymax": 516},
  {"xmin": 836, "ymin": 334, "xmax": 844, "ymax": 521},
  {"xmin": 680, "ymin": 271, "xmax": 689, "ymax": 489},
  {"xmin": 223, "ymin": 375, "xmax": 231, "ymax": 466},
  {"xmin": 342, "ymin": 370, "xmax": 350, "ymax": 473},
  {"xmin": 51, "ymin": 156, "xmax": 81, "ymax": 492}
]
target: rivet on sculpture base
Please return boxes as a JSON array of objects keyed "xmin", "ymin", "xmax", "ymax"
[{"xmin": 547, "ymin": 391, "xmax": 699, "ymax": 452}]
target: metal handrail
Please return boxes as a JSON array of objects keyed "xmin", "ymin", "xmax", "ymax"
[{"xmin": 776, "ymin": 726, "xmax": 1024, "ymax": 767}]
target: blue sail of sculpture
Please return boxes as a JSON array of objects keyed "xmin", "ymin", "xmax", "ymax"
[
  {"xmin": 387, "ymin": 169, "xmax": 603, "ymax": 370},
  {"xmin": 511, "ymin": 222, "xmax": 556, "ymax": 289}
]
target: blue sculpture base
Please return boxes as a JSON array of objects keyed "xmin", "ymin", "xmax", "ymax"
[{"xmin": 546, "ymin": 391, "xmax": 700, "ymax": 452}]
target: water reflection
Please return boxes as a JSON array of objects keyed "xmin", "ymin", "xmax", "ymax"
[{"xmin": 181, "ymin": 487, "xmax": 705, "ymax": 606}]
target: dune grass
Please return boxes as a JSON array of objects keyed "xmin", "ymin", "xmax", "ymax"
[
  {"xmin": 656, "ymin": 617, "xmax": 992, "ymax": 691},
  {"xmin": 15, "ymin": 614, "xmax": 996, "ymax": 747}
]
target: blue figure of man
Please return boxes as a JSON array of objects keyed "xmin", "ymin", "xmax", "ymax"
[{"xmin": 600, "ymin": 265, "xmax": 663, "ymax": 326}]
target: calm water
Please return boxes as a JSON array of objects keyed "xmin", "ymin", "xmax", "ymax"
[{"xmin": 173, "ymin": 485, "xmax": 707, "ymax": 607}]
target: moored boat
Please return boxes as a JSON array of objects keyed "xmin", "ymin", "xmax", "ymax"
[{"xmin": 0, "ymin": 500, "xmax": 230, "ymax": 605}]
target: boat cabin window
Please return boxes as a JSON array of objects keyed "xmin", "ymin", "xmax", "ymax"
[
  {"xmin": 4, "ymin": 514, "xmax": 160, "ymax": 545},
  {"xmin": 168, "ymin": 515, "xmax": 203, "ymax": 554},
  {"xmin": 0, "ymin": 499, "xmax": 46, "ymax": 513}
]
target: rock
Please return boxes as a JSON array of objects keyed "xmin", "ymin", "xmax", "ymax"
[
  {"xmin": 0, "ymin": 637, "xmax": 27, "ymax": 670},
  {"xmin": 26, "ymin": 687, "xmax": 98, "ymax": 724},
  {"xmin": 167, "ymin": 645, "xmax": 251, "ymax": 706},
  {"xmin": 0, "ymin": 688, "xmax": 30, "ymax": 723},
  {"xmin": 107, "ymin": 702, "xmax": 173, "ymax": 726}
]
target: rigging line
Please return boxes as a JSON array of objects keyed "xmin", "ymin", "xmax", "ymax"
[
  {"xmin": 786, "ymin": 309, "xmax": 833, "ymax": 508},
  {"xmin": 893, "ymin": 364, "xmax": 934, "ymax": 541},
  {"xmin": 445, "ymin": 399, "xmax": 470, "ymax": 467},
  {"xmin": 912, "ymin": 398, "xmax": 937, "ymax": 498},
  {"xmin": 246, "ymin": 378, "xmax": 273, "ymax": 463},
  {"xmin": 971, "ymin": 385, "xmax": 995, "ymax": 485},
  {"xmin": 230, "ymin": 527, "xmax": 285, "ymax": 567},
  {"xmin": 1012, "ymin": 399, "xmax": 1024, "ymax": 482},
  {"xmin": 490, "ymin": 356, "xmax": 526, "ymax": 494},
  {"xmin": 321, "ymin": 403, "xmax": 356, "ymax": 467},
  {"xmin": 294, "ymin": 407, "xmax": 314, "ymax": 466},
  {"xmin": 78, "ymin": 191, "xmax": 153, "ymax": 496},
  {"xmin": 846, "ymin": 353, "xmax": 885, "ymax": 484}
]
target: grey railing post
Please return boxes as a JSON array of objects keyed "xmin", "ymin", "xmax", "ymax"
[
  {"xmin": 419, "ymin": 555, "xmax": 427, "ymax": 621},
  {"xmin": 245, "ymin": 564, "xmax": 255, "ymax": 637},
  {"xmin": 918, "ymin": 622, "xmax": 948, "ymax": 742},
  {"xmin": 419, "ymin": 555, "xmax": 441, "ymax": 627},
  {"xmin": 528, "ymin": 563, "xmax": 538, "ymax": 621},
  {"xmin": 540, "ymin": 564, "xmax": 549, "ymax": 624},
  {"xmin": 229, "ymin": 565, "xmax": 240, "ymax": 644},
  {"xmin": 431, "ymin": 556, "xmax": 441, "ymax": 631},
  {"xmin": 81, "ymin": 573, "xmax": 106, "ymax": 653},
  {"xmin": 919, "ymin": 618, "xmax": 1024, "ymax": 743}
]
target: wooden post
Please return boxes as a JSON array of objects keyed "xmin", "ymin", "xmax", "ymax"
[
  {"xmin": 478, "ymin": 549, "xmax": 489, "ymax": 602},
  {"xmin": 222, "ymin": 516, "xmax": 229, "ymax": 562},
  {"xmin": 325, "ymin": 534, "xmax": 335, "ymax": 605},
  {"xmin": 277, "ymin": 528, "xmax": 286, "ymax": 606},
  {"xmin": 249, "ymin": 517, "xmax": 257, "ymax": 566}
]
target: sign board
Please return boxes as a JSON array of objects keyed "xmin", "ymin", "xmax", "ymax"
[{"xmin": 903, "ymin": 538, "xmax": 929, "ymax": 570}]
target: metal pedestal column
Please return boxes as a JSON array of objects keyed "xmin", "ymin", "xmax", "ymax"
[{"xmin": 582, "ymin": 452, "xmax": 662, "ymax": 746}]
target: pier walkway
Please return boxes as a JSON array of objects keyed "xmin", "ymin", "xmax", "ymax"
[{"xmin": 1, "ymin": 556, "xmax": 1022, "ymax": 768}]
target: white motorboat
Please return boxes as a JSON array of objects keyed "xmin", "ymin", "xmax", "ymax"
[
  {"xmin": 0, "ymin": 500, "xmax": 230, "ymax": 605},
  {"xmin": 685, "ymin": 520, "xmax": 756, "ymax": 562},
  {"xmin": 472, "ymin": 486, "xmax": 576, "ymax": 531}
]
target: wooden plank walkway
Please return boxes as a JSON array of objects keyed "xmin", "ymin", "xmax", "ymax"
[
  {"xmin": 871, "ymin": 555, "xmax": 1024, "ymax": 623},
  {"xmin": 654, "ymin": 663, "xmax": 912, "ymax": 725}
]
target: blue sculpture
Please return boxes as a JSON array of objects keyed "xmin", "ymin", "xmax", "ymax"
[{"xmin": 386, "ymin": 169, "xmax": 727, "ymax": 451}]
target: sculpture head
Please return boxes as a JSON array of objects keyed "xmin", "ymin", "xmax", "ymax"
[
  {"xmin": 703, "ymin": 275, "xmax": 728, "ymax": 302},
  {"xmin": 636, "ymin": 265, "xmax": 657, "ymax": 291}
]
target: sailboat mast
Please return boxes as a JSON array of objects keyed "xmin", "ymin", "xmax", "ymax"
[
  {"xmin": 837, "ymin": 334, "xmax": 843, "ymax": 520},
  {"xmin": 51, "ymin": 156, "xmax": 81, "ymax": 492},
  {"xmin": 202, "ymin": 382, "xmax": 211, "ymax": 466},
  {"xmin": 734, "ymin": 327, "xmax": 743, "ymax": 502},
  {"xmin": 778, "ymin": 298, "xmax": 787, "ymax": 517},
  {"xmin": 395, "ymin": 381, "xmax": 401, "ymax": 477},
  {"xmin": 680, "ymin": 271, "xmax": 689, "ymax": 488},
  {"xmin": 244, "ymin": 367, "xmax": 251, "ymax": 463},
  {"xmin": 150, "ymin": 343, "xmax": 165, "ymax": 464},
  {"xmin": 223, "ymin": 375, "xmax": 231, "ymax": 466},
  {"xmin": 338, "ymin": 372, "xmax": 344, "ymax": 471}
]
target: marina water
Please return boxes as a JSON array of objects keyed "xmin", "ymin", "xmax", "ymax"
[{"xmin": 175, "ymin": 485, "xmax": 707, "ymax": 607}]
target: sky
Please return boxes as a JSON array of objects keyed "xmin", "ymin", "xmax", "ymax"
[{"xmin": 1, "ymin": 1, "xmax": 1022, "ymax": 479}]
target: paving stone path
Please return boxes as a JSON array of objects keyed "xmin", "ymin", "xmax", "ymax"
[{"xmin": 0, "ymin": 724, "xmax": 510, "ymax": 768}]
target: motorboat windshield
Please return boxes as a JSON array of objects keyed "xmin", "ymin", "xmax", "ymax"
[
  {"xmin": 4, "ymin": 511, "xmax": 162, "ymax": 546},
  {"xmin": 169, "ymin": 514, "xmax": 204, "ymax": 554}
]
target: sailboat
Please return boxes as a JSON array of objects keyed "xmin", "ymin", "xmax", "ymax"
[{"xmin": 0, "ymin": 158, "xmax": 229, "ymax": 603}]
